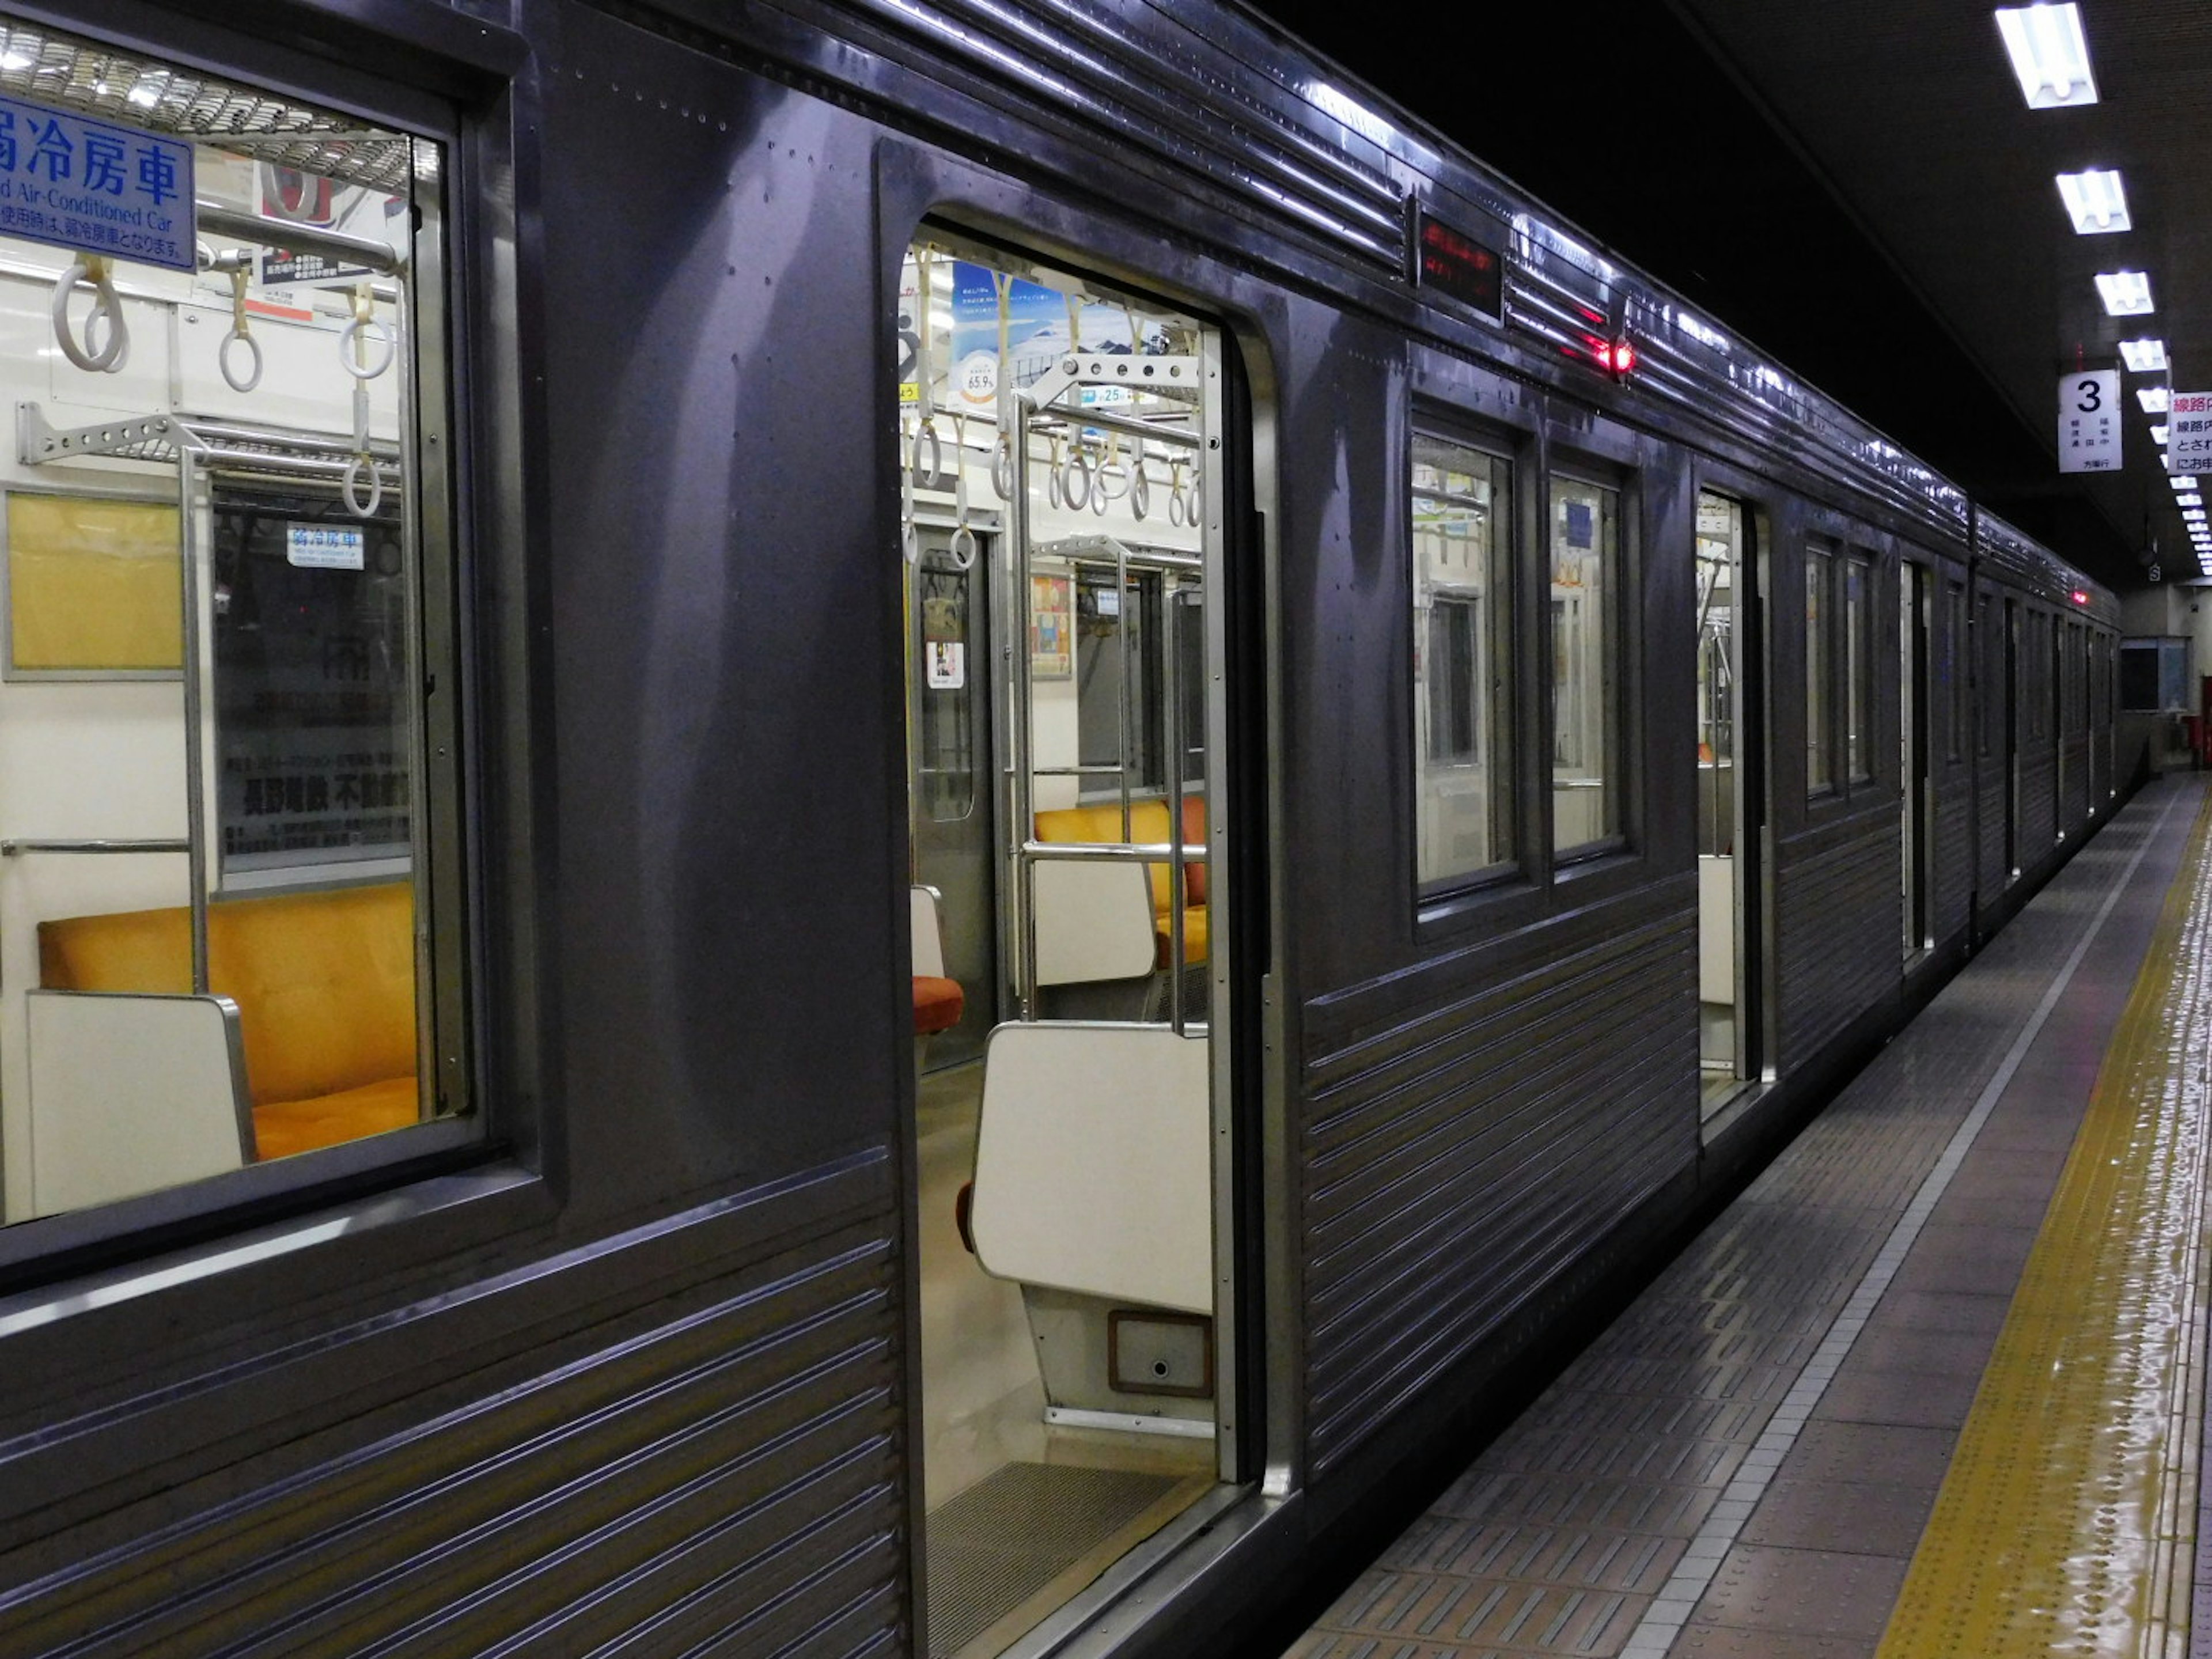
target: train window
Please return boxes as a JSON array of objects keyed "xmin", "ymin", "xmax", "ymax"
[
  {"xmin": 1979, "ymin": 594, "xmax": 1999, "ymax": 755},
  {"xmin": 1412, "ymin": 431, "xmax": 1513, "ymax": 889},
  {"xmin": 1946, "ymin": 581, "xmax": 1967, "ymax": 764},
  {"xmin": 0, "ymin": 22, "xmax": 461, "ymax": 1233},
  {"xmin": 1845, "ymin": 554, "xmax": 1874, "ymax": 783},
  {"xmin": 1548, "ymin": 475, "xmax": 1619, "ymax": 855},
  {"xmin": 1806, "ymin": 541, "xmax": 1834, "ymax": 794}
]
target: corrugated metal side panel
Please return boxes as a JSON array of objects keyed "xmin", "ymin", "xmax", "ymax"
[
  {"xmin": 2018, "ymin": 745, "xmax": 2057, "ymax": 869},
  {"xmin": 1979, "ymin": 769, "xmax": 2010, "ymax": 897},
  {"xmin": 1934, "ymin": 781, "xmax": 1974, "ymax": 940},
  {"xmin": 1776, "ymin": 810, "xmax": 1900, "ymax": 1065},
  {"xmin": 1300, "ymin": 897, "xmax": 1697, "ymax": 1478},
  {"xmin": 2063, "ymin": 736, "xmax": 2093, "ymax": 838},
  {"xmin": 0, "ymin": 1207, "xmax": 904, "ymax": 1658}
]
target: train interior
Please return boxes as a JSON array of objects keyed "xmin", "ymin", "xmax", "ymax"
[
  {"xmin": 1695, "ymin": 491, "xmax": 1756, "ymax": 1114},
  {"xmin": 900, "ymin": 234, "xmax": 1228, "ymax": 1658},
  {"xmin": 0, "ymin": 25, "xmax": 437, "ymax": 1228}
]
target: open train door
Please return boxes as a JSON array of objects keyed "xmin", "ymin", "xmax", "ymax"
[{"xmin": 895, "ymin": 231, "xmax": 1252, "ymax": 1659}]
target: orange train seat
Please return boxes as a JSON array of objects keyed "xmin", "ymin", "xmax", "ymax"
[
  {"xmin": 38, "ymin": 882, "xmax": 420, "ymax": 1161},
  {"xmin": 1033, "ymin": 793, "xmax": 1207, "ymax": 967},
  {"xmin": 914, "ymin": 974, "xmax": 965, "ymax": 1036}
]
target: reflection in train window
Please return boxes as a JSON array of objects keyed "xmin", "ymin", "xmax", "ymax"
[
  {"xmin": 0, "ymin": 20, "xmax": 459, "ymax": 1232},
  {"xmin": 1807, "ymin": 541, "xmax": 1833, "ymax": 794},
  {"xmin": 1550, "ymin": 475, "xmax": 1618, "ymax": 854},
  {"xmin": 1846, "ymin": 554, "xmax": 1873, "ymax": 783},
  {"xmin": 1411, "ymin": 431, "xmax": 1512, "ymax": 890}
]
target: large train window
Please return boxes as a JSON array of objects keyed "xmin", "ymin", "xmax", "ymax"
[
  {"xmin": 1806, "ymin": 540, "xmax": 1835, "ymax": 794},
  {"xmin": 1412, "ymin": 430, "xmax": 1513, "ymax": 891},
  {"xmin": 1548, "ymin": 474, "xmax": 1619, "ymax": 853},
  {"xmin": 0, "ymin": 21, "xmax": 460, "ymax": 1231},
  {"xmin": 1844, "ymin": 553, "xmax": 1874, "ymax": 783},
  {"xmin": 1946, "ymin": 580, "xmax": 1968, "ymax": 764}
]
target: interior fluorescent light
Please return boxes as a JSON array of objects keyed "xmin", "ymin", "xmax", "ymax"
[
  {"xmin": 2122, "ymin": 338, "xmax": 2169, "ymax": 372},
  {"xmin": 2179, "ymin": 492, "xmax": 2203, "ymax": 506},
  {"xmin": 2152, "ymin": 423, "xmax": 2171, "ymax": 444},
  {"xmin": 2139, "ymin": 387, "xmax": 2171, "ymax": 414},
  {"xmin": 2097, "ymin": 271, "xmax": 2154, "ymax": 315},
  {"xmin": 2175, "ymin": 475, "xmax": 2200, "ymax": 490},
  {"xmin": 1996, "ymin": 5, "xmax": 2099, "ymax": 107},
  {"xmin": 2057, "ymin": 169, "xmax": 2130, "ymax": 233}
]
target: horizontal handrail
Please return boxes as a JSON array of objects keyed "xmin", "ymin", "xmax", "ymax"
[
  {"xmin": 1019, "ymin": 839, "xmax": 1206, "ymax": 862},
  {"xmin": 1, "ymin": 838, "xmax": 189, "ymax": 856}
]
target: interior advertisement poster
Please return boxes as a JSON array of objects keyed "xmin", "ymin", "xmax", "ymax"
[
  {"xmin": 1030, "ymin": 573, "xmax": 1073, "ymax": 680},
  {"xmin": 948, "ymin": 263, "xmax": 1171, "ymax": 411}
]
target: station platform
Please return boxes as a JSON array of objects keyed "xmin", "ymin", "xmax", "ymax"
[{"xmin": 1287, "ymin": 774, "xmax": 2212, "ymax": 1659}]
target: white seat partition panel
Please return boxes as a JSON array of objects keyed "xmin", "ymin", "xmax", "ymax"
[
  {"xmin": 1032, "ymin": 859, "xmax": 1157, "ymax": 986},
  {"xmin": 969, "ymin": 1021, "xmax": 1212, "ymax": 1314},
  {"xmin": 1698, "ymin": 854, "xmax": 1736, "ymax": 1005},
  {"xmin": 27, "ymin": 990, "xmax": 252, "ymax": 1217},
  {"xmin": 910, "ymin": 884, "xmax": 948, "ymax": 979}
]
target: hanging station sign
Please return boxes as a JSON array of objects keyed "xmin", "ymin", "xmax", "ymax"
[
  {"xmin": 0, "ymin": 94, "xmax": 194, "ymax": 271},
  {"xmin": 2058, "ymin": 369, "xmax": 2121, "ymax": 472},
  {"xmin": 2168, "ymin": 391, "xmax": 2212, "ymax": 471}
]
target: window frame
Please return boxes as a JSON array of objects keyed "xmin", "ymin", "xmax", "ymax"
[
  {"xmin": 1843, "ymin": 550, "xmax": 1876, "ymax": 785},
  {"xmin": 1408, "ymin": 418, "xmax": 1519, "ymax": 903},
  {"xmin": 0, "ymin": 1, "xmax": 520, "ymax": 1289}
]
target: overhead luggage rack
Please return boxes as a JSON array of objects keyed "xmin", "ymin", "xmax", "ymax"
[{"xmin": 16, "ymin": 403, "xmax": 401, "ymax": 487}]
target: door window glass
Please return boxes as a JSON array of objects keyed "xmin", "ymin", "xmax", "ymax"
[
  {"xmin": 1549, "ymin": 475, "xmax": 1619, "ymax": 854},
  {"xmin": 1412, "ymin": 431, "xmax": 1513, "ymax": 890},
  {"xmin": 1806, "ymin": 541, "xmax": 1834, "ymax": 794},
  {"xmin": 1846, "ymin": 554, "xmax": 1874, "ymax": 783}
]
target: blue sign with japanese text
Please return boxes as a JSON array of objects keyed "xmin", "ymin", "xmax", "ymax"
[{"xmin": 0, "ymin": 95, "xmax": 194, "ymax": 271}]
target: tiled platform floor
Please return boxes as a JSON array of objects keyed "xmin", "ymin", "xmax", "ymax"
[{"xmin": 1289, "ymin": 777, "xmax": 2202, "ymax": 1659}]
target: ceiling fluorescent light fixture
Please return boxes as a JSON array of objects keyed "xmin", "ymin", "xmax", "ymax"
[
  {"xmin": 2097, "ymin": 271, "xmax": 2154, "ymax": 315},
  {"xmin": 2121, "ymin": 338, "xmax": 2169, "ymax": 372},
  {"xmin": 2057, "ymin": 168, "xmax": 2130, "ymax": 233},
  {"xmin": 2173, "ymin": 474, "xmax": 2200, "ymax": 488},
  {"xmin": 1996, "ymin": 5, "xmax": 2098, "ymax": 107},
  {"xmin": 2140, "ymin": 387, "xmax": 2171, "ymax": 414},
  {"xmin": 2153, "ymin": 424, "xmax": 2171, "ymax": 445}
]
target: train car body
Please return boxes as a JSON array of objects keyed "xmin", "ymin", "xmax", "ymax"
[{"xmin": 0, "ymin": 1, "xmax": 2119, "ymax": 1656}]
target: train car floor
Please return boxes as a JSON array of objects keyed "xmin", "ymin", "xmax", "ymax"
[
  {"xmin": 915, "ymin": 1062, "xmax": 1213, "ymax": 1659},
  {"xmin": 1286, "ymin": 774, "xmax": 2212, "ymax": 1659}
]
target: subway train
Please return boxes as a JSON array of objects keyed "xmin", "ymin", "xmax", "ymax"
[{"xmin": 0, "ymin": 1, "xmax": 2122, "ymax": 1656}]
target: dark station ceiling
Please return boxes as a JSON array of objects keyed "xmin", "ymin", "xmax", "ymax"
[{"xmin": 1239, "ymin": 0, "xmax": 2208, "ymax": 596}]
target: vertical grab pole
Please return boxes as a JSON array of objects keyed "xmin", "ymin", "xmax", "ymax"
[
  {"xmin": 1163, "ymin": 586, "xmax": 1185, "ymax": 1035},
  {"xmin": 1012, "ymin": 396, "xmax": 1037, "ymax": 1021},
  {"xmin": 1116, "ymin": 531, "xmax": 1133, "ymax": 842},
  {"xmin": 178, "ymin": 449, "xmax": 210, "ymax": 995}
]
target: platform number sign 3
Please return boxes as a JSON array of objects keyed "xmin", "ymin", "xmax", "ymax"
[{"xmin": 2059, "ymin": 369, "xmax": 2121, "ymax": 473}]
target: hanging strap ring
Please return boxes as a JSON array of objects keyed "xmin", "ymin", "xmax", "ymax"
[
  {"xmin": 912, "ymin": 418, "xmax": 942, "ymax": 490},
  {"xmin": 947, "ymin": 524, "xmax": 979, "ymax": 570},
  {"xmin": 219, "ymin": 266, "xmax": 262, "ymax": 392},
  {"xmin": 1061, "ymin": 441, "xmax": 1092, "ymax": 511},
  {"xmin": 339, "ymin": 314, "xmax": 397, "ymax": 380},
  {"xmin": 219, "ymin": 328, "xmax": 263, "ymax": 393},
  {"xmin": 990, "ymin": 430, "xmax": 1014, "ymax": 502},
  {"xmin": 342, "ymin": 455, "xmax": 385, "ymax": 519},
  {"xmin": 1130, "ymin": 459, "xmax": 1151, "ymax": 521},
  {"xmin": 52, "ymin": 257, "xmax": 127, "ymax": 374}
]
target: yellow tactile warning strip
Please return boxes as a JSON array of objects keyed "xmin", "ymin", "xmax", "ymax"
[{"xmin": 1876, "ymin": 789, "xmax": 2212, "ymax": 1659}]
